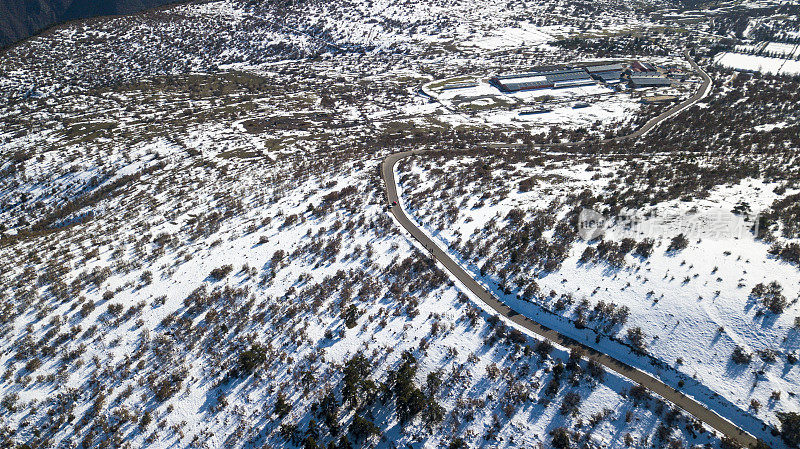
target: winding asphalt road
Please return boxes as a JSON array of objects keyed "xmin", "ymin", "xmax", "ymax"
[{"xmin": 382, "ymin": 53, "xmax": 763, "ymax": 448}]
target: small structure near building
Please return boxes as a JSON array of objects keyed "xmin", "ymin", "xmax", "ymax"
[
  {"xmin": 519, "ymin": 107, "xmax": 553, "ymax": 115},
  {"xmin": 440, "ymin": 82, "xmax": 479, "ymax": 91},
  {"xmin": 667, "ymin": 70, "xmax": 689, "ymax": 81},
  {"xmin": 630, "ymin": 72, "xmax": 672, "ymax": 88},
  {"xmin": 631, "ymin": 61, "xmax": 657, "ymax": 72},
  {"xmin": 635, "ymin": 71, "xmax": 664, "ymax": 77},
  {"xmin": 641, "ymin": 95, "xmax": 678, "ymax": 104}
]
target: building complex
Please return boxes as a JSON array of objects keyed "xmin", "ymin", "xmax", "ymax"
[{"xmin": 490, "ymin": 60, "xmax": 676, "ymax": 92}]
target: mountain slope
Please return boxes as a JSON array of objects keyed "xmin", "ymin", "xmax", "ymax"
[{"xmin": 0, "ymin": 0, "xmax": 186, "ymax": 48}]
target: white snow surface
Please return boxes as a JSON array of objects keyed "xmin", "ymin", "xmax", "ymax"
[
  {"xmin": 715, "ymin": 52, "xmax": 800, "ymax": 76},
  {"xmin": 399, "ymin": 155, "xmax": 800, "ymax": 446}
]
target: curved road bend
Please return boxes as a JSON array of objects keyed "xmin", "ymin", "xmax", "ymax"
[{"xmin": 382, "ymin": 55, "xmax": 761, "ymax": 448}]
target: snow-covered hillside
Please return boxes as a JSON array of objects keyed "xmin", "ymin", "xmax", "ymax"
[
  {"xmin": 398, "ymin": 151, "xmax": 800, "ymax": 440},
  {"xmin": 1, "ymin": 0, "xmax": 799, "ymax": 447}
]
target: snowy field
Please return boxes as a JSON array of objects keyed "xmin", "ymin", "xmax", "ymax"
[
  {"xmin": 398, "ymin": 153, "xmax": 800, "ymax": 446},
  {"xmin": 763, "ymin": 42, "xmax": 800, "ymax": 58},
  {"xmin": 715, "ymin": 52, "xmax": 800, "ymax": 76},
  {"xmin": 0, "ymin": 133, "xmax": 733, "ymax": 449},
  {"xmin": 431, "ymin": 81, "xmax": 648, "ymax": 132},
  {"xmin": 461, "ymin": 24, "xmax": 565, "ymax": 50}
]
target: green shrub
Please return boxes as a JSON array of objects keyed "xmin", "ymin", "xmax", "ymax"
[
  {"xmin": 275, "ymin": 393, "xmax": 292, "ymax": 418},
  {"xmin": 349, "ymin": 415, "xmax": 380, "ymax": 441},
  {"xmin": 667, "ymin": 234, "xmax": 689, "ymax": 252},
  {"xmin": 778, "ymin": 412, "xmax": 800, "ymax": 448},
  {"xmin": 239, "ymin": 343, "xmax": 267, "ymax": 374},
  {"xmin": 209, "ymin": 264, "xmax": 233, "ymax": 281}
]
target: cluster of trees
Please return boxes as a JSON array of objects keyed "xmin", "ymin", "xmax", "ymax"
[
  {"xmin": 626, "ymin": 327, "xmax": 648, "ymax": 354},
  {"xmin": 768, "ymin": 241, "xmax": 800, "ymax": 266},
  {"xmin": 277, "ymin": 352, "xmax": 444, "ymax": 448},
  {"xmin": 554, "ymin": 35, "xmax": 669, "ymax": 58},
  {"xmin": 667, "ymin": 234, "xmax": 689, "ymax": 253},
  {"xmin": 238, "ymin": 343, "xmax": 268, "ymax": 375},
  {"xmin": 385, "ymin": 352, "xmax": 444, "ymax": 426},
  {"xmin": 761, "ymin": 193, "xmax": 800, "ymax": 241},
  {"xmin": 566, "ymin": 72, "xmax": 800, "ymax": 217},
  {"xmin": 579, "ymin": 237, "xmax": 656, "ymax": 267},
  {"xmin": 574, "ymin": 298, "xmax": 630, "ymax": 333},
  {"xmin": 454, "ymin": 207, "xmax": 575, "ymax": 287},
  {"xmin": 747, "ymin": 4, "xmax": 800, "ymax": 42},
  {"xmin": 10, "ymin": 159, "xmax": 165, "ymax": 238},
  {"xmin": 208, "ymin": 264, "xmax": 234, "ymax": 281},
  {"xmin": 778, "ymin": 412, "xmax": 800, "ymax": 448},
  {"xmin": 0, "ymin": 2, "xmax": 342, "ymax": 91},
  {"xmin": 0, "ymin": 152, "xmax": 448, "ymax": 446},
  {"xmin": 704, "ymin": 7, "xmax": 770, "ymax": 39},
  {"xmin": 750, "ymin": 281, "xmax": 789, "ymax": 314},
  {"xmin": 732, "ymin": 345, "xmax": 753, "ymax": 365},
  {"xmin": 402, "ymin": 156, "xmax": 686, "ymax": 363}
]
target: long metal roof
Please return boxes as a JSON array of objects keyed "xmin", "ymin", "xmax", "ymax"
[
  {"xmin": 497, "ymin": 77, "xmax": 552, "ymax": 91},
  {"xmin": 630, "ymin": 77, "xmax": 672, "ymax": 86},
  {"xmin": 585, "ymin": 63, "xmax": 625, "ymax": 73},
  {"xmin": 634, "ymin": 71, "xmax": 666, "ymax": 78},
  {"xmin": 494, "ymin": 67, "xmax": 598, "ymax": 91},
  {"xmin": 544, "ymin": 70, "xmax": 591, "ymax": 83}
]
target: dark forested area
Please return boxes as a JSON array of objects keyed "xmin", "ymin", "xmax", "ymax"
[{"xmin": 0, "ymin": 0, "xmax": 188, "ymax": 48}]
